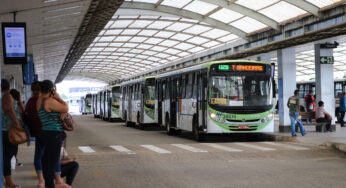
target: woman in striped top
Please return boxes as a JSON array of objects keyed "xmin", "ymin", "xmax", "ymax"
[{"xmin": 36, "ymin": 80, "xmax": 69, "ymax": 188}]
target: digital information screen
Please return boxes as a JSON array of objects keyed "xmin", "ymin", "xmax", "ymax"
[
  {"xmin": 2, "ymin": 22, "xmax": 27, "ymax": 64},
  {"xmin": 218, "ymin": 64, "xmax": 264, "ymax": 72}
]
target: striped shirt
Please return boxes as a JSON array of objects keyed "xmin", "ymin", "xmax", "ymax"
[{"xmin": 38, "ymin": 108, "xmax": 63, "ymax": 131}]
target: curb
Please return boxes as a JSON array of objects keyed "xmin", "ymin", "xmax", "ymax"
[
  {"xmin": 325, "ymin": 142, "xmax": 346, "ymax": 154},
  {"xmin": 262, "ymin": 133, "xmax": 296, "ymax": 142}
]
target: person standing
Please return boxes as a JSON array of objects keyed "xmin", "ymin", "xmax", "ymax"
[
  {"xmin": 36, "ymin": 80, "xmax": 69, "ymax": 188},
  {"xmin": 1, "ymin": 79, "xmax": 21, "ymax": 188},
  {"xmin": 339, "ymin": 92, "xmax": 346, "ymax": 127},
  {"xmin": 304, "ymin": 90, "xmax": 314, "ymax": 122},
  {"xmin": 9, "ymin": 89, "xmax": 25, "ymax": 168},
  {"xmin": 287, "ymin": 90, "xmax": 306, "ymax": 137}
]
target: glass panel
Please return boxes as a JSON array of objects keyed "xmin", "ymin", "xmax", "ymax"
[
  {"xmin": 201, "ymin": 29, "xmax": 229, "ymax": 39},
  {"xmin": 166, "ymin": 22, "xmax": 192, "ymax": 31},
  {"xmin": 145, "ymin": 79, "xmax": 156, "ymax": 109},
  {"xmin": 209, "ymin": 75, "xmax": 272, "ymax": 107},
  {"xmin": 155, "ymin": 31, "xmax": 175, "ymax": 38},
  {"xmin": 306, "ymin": 0, "xmax": 340, "ymax": 8},
  {"xmin": 147, "ymin": 21, "xmax": 173, "ymax": 29},
  {"xmin": 230, "ymin": 17, "xmax": 267, "ymax": 33},
  {"xmin": 161, "ymin": 0, "xmax": 190, "ymax": 8},
  {"xmin": 175, "ymin": 43, "xmax": 195, "ymax": 50},
  {"xmin": 183, "ymin": 1, "xmax": 218, "ymax": 15},
  {"xmin": 210, "ymin": 8, "xmax": 243, "ymax": 23},
  {"xmin": 171, "ymin": 33, "xmax": 192, "ymax": 41},
  {"xmin": 236, "ymin": 0, "xmax": 279, "ymax": 11},
  {"xmin": 187, "ymin": 36, "xmax": 209, "ymax": 45},
  {"xmin": 259, "ymin": 1, "xmax": 307, "ymax": 23},
  {"xmin": 184, "ymin": 25, "xmax": 212, "ymax": 35},
  {"xmin": 112, "ymin": 87, "xmax": 121, "ymax": 107},
  {"xmin": 160, "ymin": 40, "xmax": 179, "ymax": 47},
  {"xmin": 335, "ymin": 82, "xmax": 343, "ymax": 97}
]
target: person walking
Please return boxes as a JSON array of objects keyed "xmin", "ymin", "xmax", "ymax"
[
  {"xmin": 1, "ymin": 79, "xmax": 21, "ymax": 188},
  {"xmin": 287, "ymin": 90, "xmax": 306, "ymax": 137},
  {"xmin": 316, "ymin": 101, "xmax": 333, "ymax": 132},
  {"xmin": 339, "ymin": 92, "xmax": 346, "ymax": 127},
  {"xmin": 36, "ymin": 80, "xmax": 69, "ymax": 188}
]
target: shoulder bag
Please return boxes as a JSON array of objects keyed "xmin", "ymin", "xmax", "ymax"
[
  {"xmin": 42, "ymin": 99, "xmax": 75, "ymax": 131},
  {"xmin": 9, "ymin": 125, "xmax": 28, "ymax": 145}
]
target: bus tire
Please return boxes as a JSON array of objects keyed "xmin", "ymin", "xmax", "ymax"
[
  {"xmin": 137, "ymin": 113, "xmax": 144, "ymax": 130},
  {"xmin": 125, "ymin": 112, "xmax": 130, "ymax": 127},
  {"xmin": 166, "ymin": 115, "xmax": 175, "ymax": 136},
  {"xmin": 193, "ymin": 118, "xmax": 204, "ymax": 142}
]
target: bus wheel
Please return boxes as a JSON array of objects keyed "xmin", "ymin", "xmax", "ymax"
[
  {"xmin": 125, "ymin": 113, "xmax": 130, "ymax": 127},
  {"xmin": 193, "ymin": 119, "xmax": 204, "ymax": 142},
  {"xmin": 137, "ymin": 114, "xmax": 144, "ymax": 130},
  {"xmin": 166, "ymin": 116, "xmax": 175, "ymax": 136}
]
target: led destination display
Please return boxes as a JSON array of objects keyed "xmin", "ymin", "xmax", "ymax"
[{"xmin": 218, "ymin": 64, "xmax": 264, "ymax": 72}]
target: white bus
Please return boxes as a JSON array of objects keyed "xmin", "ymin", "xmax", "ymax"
[
  {"xmin": 120, "ymin": 77, "xmax": 157, "ymax": 129},
  {"xmin": 156, "ymin": 60, "xmax": 276, "ymax": 140}
]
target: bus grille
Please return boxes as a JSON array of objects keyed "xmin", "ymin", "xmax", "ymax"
[
  {"xmin": 226, "ymin": 119, "xmax": 260, "ymax": 123},
  {"xmin": 229, "ymin": 125, "xmax": 258, "ymax": 131}
]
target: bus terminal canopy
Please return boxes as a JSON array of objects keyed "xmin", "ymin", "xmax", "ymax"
[{"xmin": 66, "ymin": 0, "xmax": 346, "ymax": 83}]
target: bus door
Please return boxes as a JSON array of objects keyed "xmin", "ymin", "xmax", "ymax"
[
  {"xmin": 198, "ymin": 70, "xmax": 208, "ymax": 129},
  {"xmin": 128, "ymin": 85, "xmax": 133, "ymax": 121},
  {"xmin": 157, "ymin": 80, "xmax": 163, "ymax": 125},
  {"xmin": 170, "ymin": 77, "xmax": 178, "ymax": 128},
  {"xmin": 107, "ymin": 90, "xmax": 111, "ymax": 118}
]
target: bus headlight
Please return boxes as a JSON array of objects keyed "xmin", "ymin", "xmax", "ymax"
[
  {"xmin": 210, "ymin": 112, "xmax": 216, "ymax": 119},
  {"xmin": 210, "ymin": 112, "xmax": 225, "ymax": 123},
  {"xmin": 268, "ymin": 113, "xmax": 273, "ymax": 119}
]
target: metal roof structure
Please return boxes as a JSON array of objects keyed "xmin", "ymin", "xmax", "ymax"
[{"xmin": 24, "ymin": 0, "xmax": 342, "ymax": 84}]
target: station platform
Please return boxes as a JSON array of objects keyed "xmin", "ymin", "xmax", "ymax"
[{"xmin": 9, "ymin": 116, "xmax": 346, "ymax": 187}]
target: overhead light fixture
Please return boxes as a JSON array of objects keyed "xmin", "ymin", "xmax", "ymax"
[
  {"xmin": 43, "ymin": 0, "xmax": 59, "ymax": 3},
  {"xmin": 44, "ymin": 12, "xmax": 81, "ymax": 20},
  {"xmin": 45, "ymin": 5, "xmax": 83, "ymax": 13}
]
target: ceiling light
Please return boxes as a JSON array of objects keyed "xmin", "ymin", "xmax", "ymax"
[
  {"xmin": 45, "ymin": 5, "xmax": 83, "ymax": 13},
  {"xmin": 43, "ymin": 0, "xmax": 59, "ymax": 3}
]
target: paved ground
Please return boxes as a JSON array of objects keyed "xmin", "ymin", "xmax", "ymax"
[{"xmin": 13, "ymin": 115, "xmax": 346, "ymax": 188}]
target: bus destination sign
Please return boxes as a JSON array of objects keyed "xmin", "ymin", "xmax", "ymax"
[{"xmin": 218, "ymin": 64, "xmax": 264, "ymax": 72}]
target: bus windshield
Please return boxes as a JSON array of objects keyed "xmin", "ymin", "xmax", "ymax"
[
  {"xmin": 209, "ymin": 75, "xmax": 272, "ymax": 108},
  {"xmin": 86, "ymin": 95, "xmax": 92, "ymax": 107},
  {"xmin": 112, "ymin": 87, "xmax": 120, "ymax": 107},
  {"xmin": 145, "ymin": 80, "xmax": 156, "ymax": 109}
]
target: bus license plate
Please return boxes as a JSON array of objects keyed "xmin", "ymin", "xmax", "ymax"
[{"xmin": 238, "ymin": 125, "xmax": 249, "ymax": 129}]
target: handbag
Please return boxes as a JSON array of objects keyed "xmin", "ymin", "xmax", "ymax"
[
  {"xmin": 60, "ymin": 113, "xmax": 75, "ymax": 131},
  {"xmin": 42, "ymin": 99, "xmax": 74, "ymax": 131},
  {"xmin": 9, "ymin": 126, "xmax": 28, "ymax": 145}
]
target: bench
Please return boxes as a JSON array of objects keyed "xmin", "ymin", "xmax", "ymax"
[{"xmin": 295, "ymin": 112, "xmax": 332, "ymax": 132}]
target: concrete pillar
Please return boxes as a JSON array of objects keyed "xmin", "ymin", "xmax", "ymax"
[
  {"xmin": 277, "ymin": 47, "xmax": 296, "ymax": 132},
  {"xmin": 0, "ymin": 51, "xmax": 3, "ymax": 184},
  {"xmin": 256, "ymin": 53, "xmax": 271, "ymax": 63},
  {"xmin": 314, "ymin": 44, "xmax": 335, "ymax": 128}
]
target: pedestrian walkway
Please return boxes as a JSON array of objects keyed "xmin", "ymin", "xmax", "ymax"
[
  {"xmin": 75, "ymin": 142, "xmax": 313, "ymax": 155},
  {"xmin": 10, "ymin": 119, "xmax": 346, "ymax": 187}
]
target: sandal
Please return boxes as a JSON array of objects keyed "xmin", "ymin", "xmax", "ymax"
[
  {"xmin": 55, "ymin": 183, "xmax": 71, "ymax": 188},
  {"xmin": 37, "ymin": 182, "xmax": 45, "ymax": 188}
]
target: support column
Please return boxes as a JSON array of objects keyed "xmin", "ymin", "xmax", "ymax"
[
  {"xmin": 256, "ymin": 53, "xmax": 271, "ymax": 63},
  {"xmin": 0, "ymin": 50, "xmax": 3, "ymax": 185},
  {"xmin": 315, "ymin": 44, "xmax": 335, "ymax": 129},
  {"xmin": 277, "ymin": 48, "xmax": 297, "ymax": 132}
]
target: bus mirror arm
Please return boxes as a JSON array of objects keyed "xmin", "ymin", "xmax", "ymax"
[{"xmin": 273, "ymin": 80, "xmax": 277, "ymax": 98}]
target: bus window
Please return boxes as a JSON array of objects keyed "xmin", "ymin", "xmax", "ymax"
[
  {"xmin": 181, "ymin": 75, "xmax": 187, "ymax": 99},
  {"xmin": 192, "ymin": 73, "xmax": 198, "ymax": 98},
  {"xmin": 298, "ymin": 84, "xmax": 304, "ymax": 98},
  {"xmin": 186, "ymin": 73, "xmax": 193, "ymax": 99},
  {"xmin": 335, "ymin": 82, "xmax": 343, "ymax": 97},
  {"xmin": 304, "ymin": 84, "xmax": 310, "ymax": 97}
]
